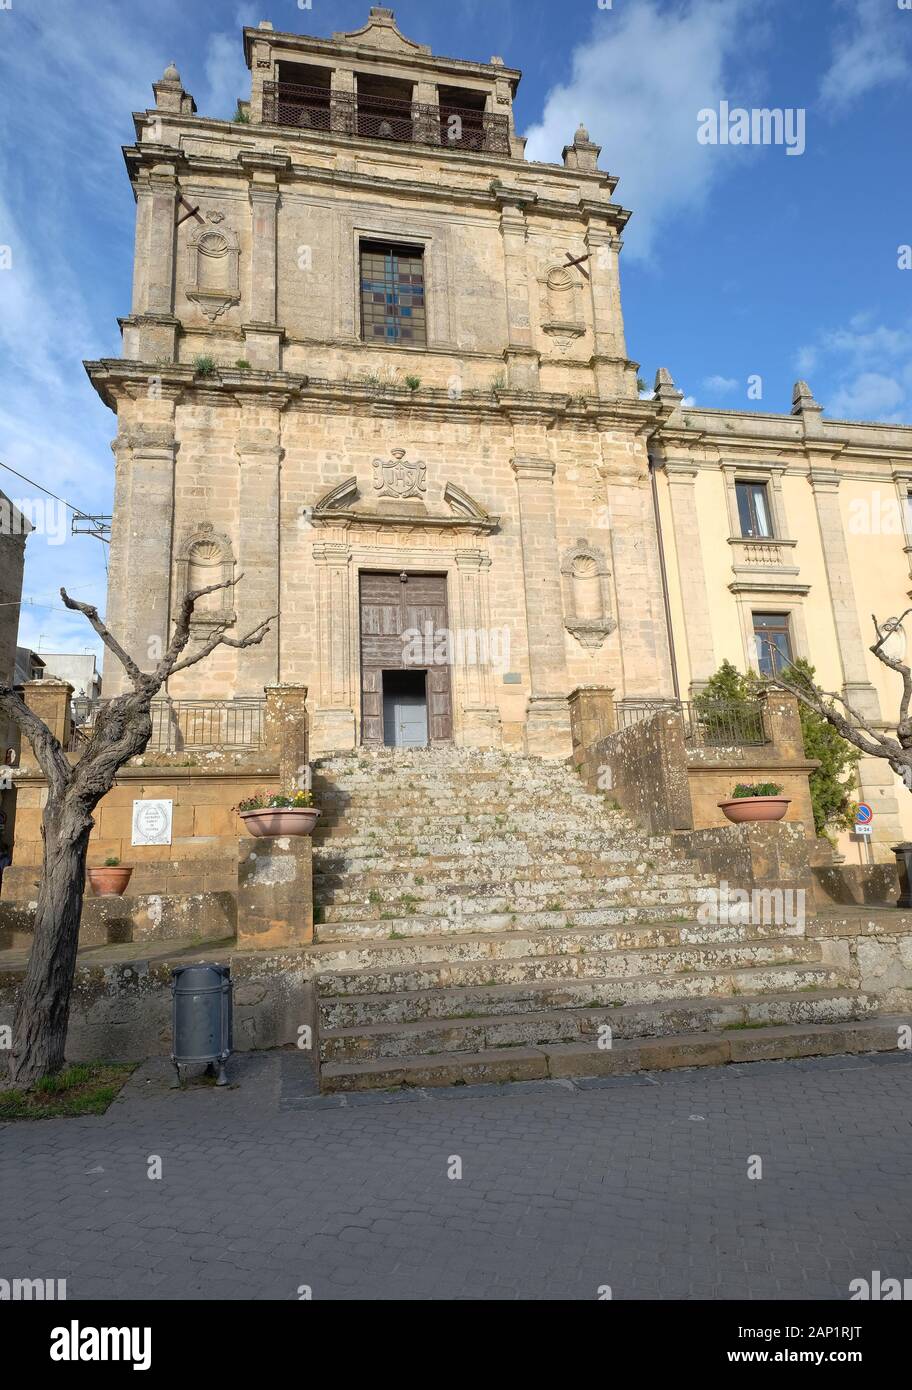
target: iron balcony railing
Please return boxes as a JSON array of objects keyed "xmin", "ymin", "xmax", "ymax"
[
  {"xmin": 614, "ymin": 698, "xmax": 769, "ymax": 748},
  {"xmin": 67, "ymin": 698, "xmax": 266, "ymax": 753},
  {"xmin": 261, "ymin": 82, "xmax": 511, "ymax": 155}
]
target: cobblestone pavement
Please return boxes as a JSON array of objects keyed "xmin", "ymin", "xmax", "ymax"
[{"xmin": 1, "ymin": 1051, "xmax": 910, "ymax": 1301}]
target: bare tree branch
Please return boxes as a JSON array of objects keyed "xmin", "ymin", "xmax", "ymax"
[
  {"xmin": 871, "ymin": 609, "xmax": 912, "ymax": 727},
  {"xmin": 152, "ymin": 575, "xmax": 244, "ymax": 684},
  {"xmin": 60, "ymin": 589, "xmax": 146, "ymax": 691},
  {"xmin": 168, "ymin": 615, "xmax": 275, "ymax": 676},
  {"xmin": 764, "ymin": 666, "xmax": 890, "ymax": 761}
]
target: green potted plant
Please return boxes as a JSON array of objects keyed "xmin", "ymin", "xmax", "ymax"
[
  {"xmin": 718, "ymin": 782, "xmax": 790, "ymax": 824},
  {"xmin": 235, "ymin": 788, "xmax": 320, "ymax": 837},
  {"xmin": 87, "ymin": 856, "xmax": 133, "ymax": 896}
]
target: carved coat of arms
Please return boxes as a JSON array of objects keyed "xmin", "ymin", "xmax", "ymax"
[{"xmin": 372, "ymin": 449, "xmax": 427, "ymax": 499}]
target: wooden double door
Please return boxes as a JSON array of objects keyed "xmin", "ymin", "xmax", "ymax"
[{"xmin": 360, "ymin": 572, "xmax": 453, "ymax": 746}]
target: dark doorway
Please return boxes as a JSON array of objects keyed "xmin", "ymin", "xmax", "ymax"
[
  {"xmin": 382, "ymin": 670, "xmax": 428, "ymax": 747},
  {"xmin": 360, "ymin": 571, "xmax": 453, "ymax": 745}
]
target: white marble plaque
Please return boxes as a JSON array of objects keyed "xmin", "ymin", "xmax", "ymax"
[{"xmin": 131, "ymin": 799, "xmax": 173, "ymax": 846}]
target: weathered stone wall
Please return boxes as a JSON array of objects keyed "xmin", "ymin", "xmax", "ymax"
[
  {"xmin": 580, "ymin": 710, "xmax": 693, "ymax": 835},
  {"xmin": 675, "ymin": 821, "xmax": 814, "ymax": 901},
  {"xmin": 5, "ymin": 763, "xmax": 277, "ymax": 900},
  {"xmin": 809, "ymin": 913, "xmax": 912, "ymax": 1013},
  {"xmin": 0, "ymin": 891, "xmax": 236, "ymax": 950},
  {"xmin": 0, "ymin": 947, "xmax": 319, "ymax": 1064},
  {"xmin": 573, "ymin": 688, "xmax": 819, "ymax": 840},
  {"xmin": 237, "ymin": 835, "xmax": 313, "ymax": 950}
]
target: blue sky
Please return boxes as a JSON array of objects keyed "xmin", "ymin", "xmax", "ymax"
[{"xmin": 0, "ymin": 0, "xmax": 910, "ymax": 661}]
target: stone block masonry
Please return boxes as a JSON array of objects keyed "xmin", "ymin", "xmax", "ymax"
[{"xmin": 237, "ymin": 835, "xmax": 314, "ymax": 950}]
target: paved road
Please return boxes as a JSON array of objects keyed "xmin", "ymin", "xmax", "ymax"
[{"xmin": 2, "ymin": 1051, "xmax": 910, "ymax": 1300}]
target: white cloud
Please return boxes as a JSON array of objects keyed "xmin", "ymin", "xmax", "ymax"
[
  {"xmin": 795, "ymin": 345, "xmax": 818, "ymax": 374},
  {"xmin": 829, "ymin": 371, "xmax": 905, "ymax": 422},
  {"xmin": 703, "ymin": 374, "xmax": 738, "ymax": 393},
  {"xmin": 523, "ymin": 0, "xmax": 758, "ymax": 260},
  {"xmin": 820, "ymin": 0, "xmax": 912, "ymax": 112},
  {"xmin": 0, "ymin": 0, "xmax": 176, "ymax": 656},
  {"xmin": 798, "ymin": 313, "xmax": 912, "ymax": 423}
]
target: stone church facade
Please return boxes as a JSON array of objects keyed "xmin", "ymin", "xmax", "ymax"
[{"xmin": 86, "ymin": 7, "xmax": 912, "ymax": 854}]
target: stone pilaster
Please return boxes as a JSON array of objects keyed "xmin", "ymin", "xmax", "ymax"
[
  {"xmin": 413, "ymin": 79, "xmax": 440, "ymax": 145},
  {"xmin": 663, "ymin": 461, "xmax": 716, "ymax": 690},
  {"xmin": 330, "ymin": 67, "xmax": 356, "ymax": 136},
  {"xmin": 454, "ymin": 549, "xmax": 501, "ymax": 747},
  {"xmin": 809, "ymin": 466, "xmax": 902, "ymax": 857},
  {"xmin": 511, "ymin": 458, "xmax": 571, "ymax": 757},
  {"xmin": 602, "ymin": 450, "xmax": 674, "ymax": 698},
  {"xmin": 237, "ymin": 834, "xmax": 313, "ymax": 950},
  {"xmin": 265, "ymin": 684, "xmax": 309, "ymax": 789},
  {"xmin": 585, "ymin": 225, "xmax": 637, "ymax": 400},
  {"xmin": 808, "ymin": 469, "xmax": 879, "ymax": 719},
  {"xmin": 126, "ymin": 156, "xmax": 180, "ymax": 361},
  {"xmin": 235, "ymin": 398, "xmax": 284, "ymax": 694},
  {"xmin": 568, "ymin": 685, "xmax": 616, "ymax": 768},
  {"xmin": 495, "ymin": 188, "xmax": 540, "ymax": 390},
  {"xmin": 311, "ymin": 541, "xmax": 356, "ymax": 753},
  {"xmin": 105, "ymin": 399, "xmax": 179, "ymax": 695},
  {"xmin": 241, "ymin": 155, "xmax": 288, "ymax": 371},
  {"xmin": 21, "ymin": 680, "xmax": 73, "ymax": 766}
]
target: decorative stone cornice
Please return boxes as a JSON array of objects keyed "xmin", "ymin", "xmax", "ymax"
[{"xmin": 511, "ymin": 457, "xmax": 556, "ymax": 481}]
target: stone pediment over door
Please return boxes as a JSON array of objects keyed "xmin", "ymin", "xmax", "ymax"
[{"xmin": 310, "ymin": 466, "xmax": 499, "ymax": 537}]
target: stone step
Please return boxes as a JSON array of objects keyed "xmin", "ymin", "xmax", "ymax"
[
  {"xmin": 319, "ymin": 987, "xmax": 877, "ymax": 1062},
  {"xmin": 313, "ymin": 830, "xmax": 669, "ymax": 854},
  {"xmin": 313, "ymin": 847, "xmax": 695, "ymax": 876},
  {"xmin": 315, "ymin": 901, "xmax": 725, "ymax": 940},
  {"xmin": 317, "ymin": 951, "xmax": 833, "ymax": 1004},
  {"xmin": 317, "ymin": 883, "xmax": 713, "ymax": 925},
  {"xmin": 318, "ymin": 1014, "xmax": 904, "ymax": 1092},
  {"xmin": 317, "ymin": 962, "xmax": 837, "ymax": 1028},
  {"xmin": 306, "ymin": 921, "xmax": 814, "ymax": 974},
  {"xmin": 315, "ymin": 868, "xmax": 709, "ymax": 902}
]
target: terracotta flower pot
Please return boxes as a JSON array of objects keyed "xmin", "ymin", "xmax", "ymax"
[
  {"xmin": 239, "ymin": 806, "xmax": 321, "ymax": 837},
  {"xmin": 87, "ymin": 865, "xmax": 133, "ymax": 896},
  {"xmin": 718, "ymin": 796, "xmax": 790, "ymax": 824}
]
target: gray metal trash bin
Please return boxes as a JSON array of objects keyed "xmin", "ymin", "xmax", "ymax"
[{"xmin": 171, "ymin": 963, "xmax": 232, "ymax": 1087}]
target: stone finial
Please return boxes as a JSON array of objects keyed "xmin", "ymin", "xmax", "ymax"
[
  {"xmin": 369, "ymin": 6, "xmax": 395, "ymax": 16},
  {"xmin": 791, "ymin": 379, "xmax": 823, "ymax": 416},
  {"xmin": 258, "ymin": 19, "xmax": 273, "ymax": 29},
  {"xmin": 490, "ymin": 55, "xmax": 505, "ymax": 66},
  {"xmin": 654, "ymin": 367, "xmax": 684, "ymax": 404},
  {"xmin": 562, "ymin": 123, "xmax": 601, "ymax": 171},
  {"xmin": 153, "ymin": 58, "xmax": 196, "ymax": 115}
]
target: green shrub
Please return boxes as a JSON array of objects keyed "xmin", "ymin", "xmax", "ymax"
[
  {"xmin": 732, "ymin": 782, "xmax": 783, "ymax": 798},
  {"xmin": 700, "ymin": 659, "xmax": 859, "ymax": 838}
]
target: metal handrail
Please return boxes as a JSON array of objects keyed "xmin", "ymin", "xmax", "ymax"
[
  {"xmin": 261, "ymin": 82, "xmax": 510, "ymax": 154},
  {"xmin": 614, "ymin": 698, "xmax": 769, "ymax": 748},
  {"xmin": 66, "ymin": 697, "xmax": 267, "ymax": 753}
]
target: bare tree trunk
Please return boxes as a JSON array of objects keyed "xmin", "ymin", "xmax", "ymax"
[
  {"xmin": 10, "ymin": 804, "xmax": 92, "ymax": 1085},
  {"xmin": 0, "ymin": 578, "xmax": 273, "ymax": 1088}
]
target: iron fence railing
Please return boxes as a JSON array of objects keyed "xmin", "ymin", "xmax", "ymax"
[
  {"xmin": 613, "ymin": 698, "xmax": 681, "ymax": 732},
  {"xmin": 66, "ymin": 698, "xmax": 266, "ymax": 753},
  {"xmin": 681, "ymin": 699, "xmax": 768, "ymax": 748},
  {"xmin": 261, "ymin": 82, "xmax": 511, "ymax": 155},
  {"xmin": 613, "ymin": 698, "xmax": 769, "ymax": 748}
]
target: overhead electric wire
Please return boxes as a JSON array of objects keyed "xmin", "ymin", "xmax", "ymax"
[{"xmin": 0, "ymin": 458, "xmax": 110, "ymax": 544}]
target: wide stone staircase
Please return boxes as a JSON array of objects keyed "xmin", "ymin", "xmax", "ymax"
[{"xmin": 309, "ymin": 747, "xmax": 891, "ymax": 1091}]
